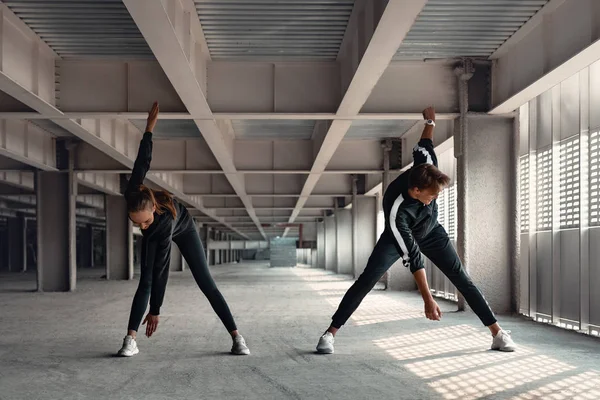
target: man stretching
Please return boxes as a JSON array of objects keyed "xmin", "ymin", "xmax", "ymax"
[{"xmin": 316, "ymin": 107, "xmax": 516, "ymax": 354}]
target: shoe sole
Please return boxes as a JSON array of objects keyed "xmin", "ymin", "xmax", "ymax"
[
  {"xmin": 316, "ymin": 348, "xmax": 334, "ymax": 354},
  {"xmin": 231, "ymin": 350, "xmax": 250, "ymax": 355},
  {"xmin": 118, "ymin": 348, "xmax": 139, "ymax": 357},
  {"xmin": 491, "ymin": 347, "xmax": 516, "ymax": 352}
]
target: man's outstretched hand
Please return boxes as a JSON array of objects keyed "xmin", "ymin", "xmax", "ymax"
[
  {"xmin": 424, "ymin": 298, "xmax": 442, "ymax": 321},
  {"xmin": 146, "ymin": 101, "xmax": 159, "ymax": 133},
  {"xmin": 422, "ymin": 106, "xmax": 435, "ymax": 122}
]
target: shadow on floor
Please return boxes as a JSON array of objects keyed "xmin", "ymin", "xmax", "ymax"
[{"xmin": 294, "ymin": 267, "xmax": 600, "ymax": 400}]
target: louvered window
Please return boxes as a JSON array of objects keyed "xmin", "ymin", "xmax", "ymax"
[
  {"xmin": 590, "ymin": 131, "xmax": 600, "ymax": 226},
  {"xmin": 447, "ymin": 184, "xmax": 457, "ymax": 239},
  {"xmin": 536, "ymin": 148, "xmax": 552, "ymax": 231},
  {"xmin": 520, "ymin": 155, "xmax": 530, "ymax": 232},
  {"xmin": 437, "ymin": 190, "xmax": 446, "ymax": 228},
  {"xmin": 559, "ymin": 135, "xmax": 580, "ymax": 228}
]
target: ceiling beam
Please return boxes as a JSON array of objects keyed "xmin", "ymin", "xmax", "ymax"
[
  {"xmin": 0, "ymin": 112, "xmax": 459, "ymax": 120},
  {"xmin": 489, "ymin": 0, "xmax": 567, "ymax": 60},
  {"xmin": 490, "ymin": 0, "xmax": 600, "ymax": 114},
  {"xmin": 0, "ymin": 4, "xmax": 250, "ymax": 236},
  {"xmin": 197, "ymin": 193, "xmax": 374, "ymax": 198},
  {"xmin": 0, "ymin": 119, "xmax": 57, "ymax": 171},
  {"xmin": 363, "ymin": 137, "xmax": 455, "ymax": 198},
  {"xmin": 124, "ymin": 0, "xmax": 267, "ymax": 240},
  {"xmin": 284, "ymin": 0, "xmax": 427, "ymax": 236},
  {"xmin": 70, "ymin": 169, "xmax": 403, "ymax": 175},
  {"xmin": 0, "ymin": 171, "xmax": 34, "ymax": 191},
  {"xmin": 207, "ymin": 207, "xmax": 330, "ymax": 210},
  {"xmin": 0, "ymin": 194, "xmax": 105, "ymax": 210}
]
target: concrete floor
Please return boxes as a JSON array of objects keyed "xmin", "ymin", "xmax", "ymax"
[{"xmin": 1, "ymin": 262, "xmax": 599, "ymax": 400}]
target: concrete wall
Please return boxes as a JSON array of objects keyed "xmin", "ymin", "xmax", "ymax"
[
  {"xmin": 336, "ymin": 209, "xmax": 353, "ymax": 275},
  {"xmin": 296, "ymin": 248, "xmax": 313, "ymax": 265},
  {"xmin": 464, "ymin": 116, "xmax": 514, "ymax": 313},
  {"xmin": 302, "ymin": 222, "xmax": 317, "ymax": 241},
  {"xmin": 316, "ymin": 220, "xmax": 325, "ymax": 269},
  {"xmin": 354, "ymin": 197, "xmax": 377, "ymax": 277},
  {"xmin": 324, "ymin": 214, "xmax": 337, "ymax": 272}
]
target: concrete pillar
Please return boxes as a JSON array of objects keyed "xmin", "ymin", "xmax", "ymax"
[
  {"xmin": 204, "ymin": 226, "xmax": 212, "ymax": 265},
  {"xmin": 215, "ymin": 231, "xmax": 221, "ymax": 265},
  {"xmin": 226, "ymin": 235, "xmax": 231, "ymax": 263},
  {"xmin": 169, "ymin": 243, "xmax": 183, "ymax": 271},
  {"xmin": 222, "ymin": 234, "xmax": 227, "ymax": 264},
  {"xmin": 336, "ymin": 209, "xmax": 353, "ymax": 275},
  {"xmin": 8, "ymin": 216, "xmax": 26, "ymax": 273},
  {"xmin": 381, "ymin": 140, "xmax": 393, "ymax": 287},
  {"xmin": 36, "ymin": 170, "xmax": 76, "ymax": 292},
  {"xmin": 105, "ymin": 195, "xmax": 133, "ymax": 280},
  {"xmin": 88, "ymin": 225, "xmax": 94, "ymax": 268},
  {"xmin": 317, "ymin": 221, "xmax": 325, "ymax": 269},
  {"xmin": 351, "ymin": 175, "xmax": 359, "ymax": 278},
  {"xmin": 459, "ymin": 115, "xmax": 515, "ymax": 313},
  {"xmin": 324, "ymin": 214, "xmax": 337, "ymax": 272},
  {"xmin": 199, "ymin": 225, "xmax": 208, "ymax": 252},
  {"xmin": 354, "ymin": 196, "xmax": 377, "ymax": 277},
  {"xmin": 455, "ymin": 60, "xmax": 472, "ymax": 310}
]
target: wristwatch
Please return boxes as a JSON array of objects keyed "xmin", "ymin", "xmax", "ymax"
[{"xmin": 425, "ymin": 119, "xmax": 436, "ymax": 127}]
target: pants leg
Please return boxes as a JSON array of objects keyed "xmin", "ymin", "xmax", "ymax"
[
  {"xmin": 127, "ymin": 238, "xmax": 154, "ymax": 332},
  {"xmin": 331, "ymin": 230, "xmax": 400, "ymax": 328},
  {"xmin": 417, "ymin": 224, "xmax": 497, "ymax": 327},
  {"xmin": 174, "ymin": 230, "xmax": 238, "ymax": 333}
]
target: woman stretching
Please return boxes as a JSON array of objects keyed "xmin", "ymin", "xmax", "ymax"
[{"xmin": 117, "ymin": 102, "xmax": 250, "ymax": 356}]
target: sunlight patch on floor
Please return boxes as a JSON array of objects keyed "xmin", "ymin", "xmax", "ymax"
[
  {"xmin": 429, "ymin": 355, "xmax": 575, "ymax": 400},
  {"xmin": 405, "ymin": 347, "xmax": 534, "ymax": 379},
  {"xmin": 510, "ymin": 370, "xmax": 600, "ymax": 400}
]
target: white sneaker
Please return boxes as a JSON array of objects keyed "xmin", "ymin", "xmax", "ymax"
[
  {"xmin": 491, "ymin": 329, "xmax": 516, "ymax": 352},
  {"xmin": 316, "ymin": 332, "xmax": 335, "ymax": 354},
  {"xmin": 117, "ymin": 335, "xmax": 139, "ymax": 357},
  {"xmin": 231, "ymin": 335, "xmax": 250, "ymax": 355}
]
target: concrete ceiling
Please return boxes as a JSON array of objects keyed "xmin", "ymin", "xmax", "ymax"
[
  {"xmin": 3, "ymin": 0, "xmax": 155, "ymax": 59},
  {"xmin": 194, "ymin": 0, "xmax": 355, "ymax": 61},
  {"xmin": 0, "ymin": 0, "xmax": 558, "ymax": 240},
  {"xmin": 394, "ymin": 0, "xmax": 549, "ymax": 60}
]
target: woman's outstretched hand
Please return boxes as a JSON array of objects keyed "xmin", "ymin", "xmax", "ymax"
[
  {"xmin": 145, "ymin": 101, "xmax": 159, "ymax": 133},
  {"xmin": 142, "ymin": 313, "xmax": 159, "ymax": 337}
]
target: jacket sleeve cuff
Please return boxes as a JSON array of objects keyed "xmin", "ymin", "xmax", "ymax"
[
  {"xmin": 149, "ymin": 306, "xmax": 160, "ymax": 316},
  {"xmin": 409, "ymin": 261, "xmax": 425, "ymax": 274}
]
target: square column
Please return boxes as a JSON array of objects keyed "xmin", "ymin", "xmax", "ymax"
[
  {"xmin": 105, "ymin": 195, "xmax": 133, "ymax": 280},
  {"xmin": 36, "ymin": 170, "xmax": 76, "ymax": 291}
]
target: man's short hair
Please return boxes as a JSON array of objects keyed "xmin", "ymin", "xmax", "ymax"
[{"xmin": 408, "ymin": 164, "xmax": 451, "ymax": 192}]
